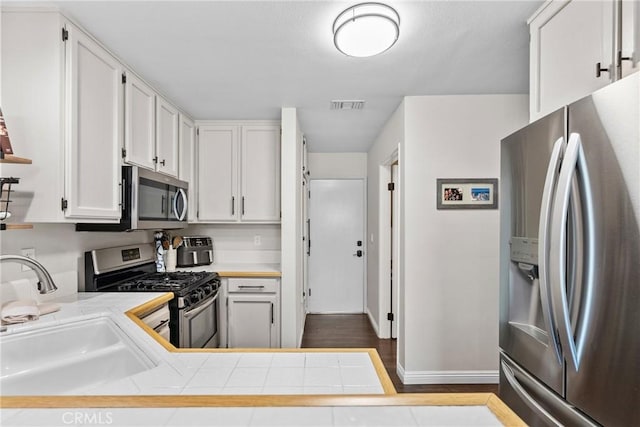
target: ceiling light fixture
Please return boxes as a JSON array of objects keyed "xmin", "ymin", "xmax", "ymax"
[{"xmin": 333, "ymin": 2, "xmax": 400, "ymax": 58}]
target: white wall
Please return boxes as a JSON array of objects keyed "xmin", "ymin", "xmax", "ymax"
[
  {"xmin": 398, "ymin": 94, "xmax": 528, "ymax": 384},
  {"xmin": 0, "ymin": 225, "xmax": 153, "ymax": 302},
  {"xmin": 308, "ymin": 153, "xmax": 367, "ymax": 179},
  {"xmin": 280, "ymin": 107, "xmax": 305, "ymax": 348},
  {"xmin": 365, "ymin": 103, "xmax": 404, "ymax": 340},
  {"xmin": 181, "ymin": 224, "xmax": 280, "ymax": 264},
  {"xmin": 367, "ymin": 95, "xmax": 528, "ymax": 384}
]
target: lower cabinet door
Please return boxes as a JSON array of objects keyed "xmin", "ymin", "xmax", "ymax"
[{"xmin": 227, "ymin": 294, "xmax": 276, "ymax": 348}]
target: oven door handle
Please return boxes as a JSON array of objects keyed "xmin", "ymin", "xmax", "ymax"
[{"xmin": 184, "ymin": 292, "xmax": 218, "ymax": 320}]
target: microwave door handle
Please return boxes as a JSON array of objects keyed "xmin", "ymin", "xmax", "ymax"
[
  {"xmin": 173, "ymin": 188, "xmax": 187, "ymax": 221},
  {"xmin": 130, "ymin": 169, "xmax": 139, "ymax": 229},
  {"xmin": 119, "ymin": 178, "xmax": 125, "ymax": 212}
]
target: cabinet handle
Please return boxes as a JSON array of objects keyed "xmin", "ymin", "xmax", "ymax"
[
  {"xmin": 595, "ymin": 62, "xmax": 610, "ymax": 78},
  {"xmin": 153, "ymin": 156, "xmax": 158, "ymax": 164},
  {"xmin": 231, "ymin": 196, "xmax": 235, "ymax": 215},
  {"xmin": 617, "ymin": 51, "xmax": 633, "ymax": 79},
  {"xmin": 242, "ymin": 196, "xmax": 245, "ymax": 215},
  {"xmin": 238, "ymin": 285, "xmax": 265, "ymax": 289},
  {"xmin": 618, "ymin": 51, "xmax": 632, "ymax": 66},
  {"xmin": 160, "ymin": 159, "xmax": 166, "ymax": 166},
  {"xmin": 271, "ymin": 302, "xmax": 274, "ymax": 324}
]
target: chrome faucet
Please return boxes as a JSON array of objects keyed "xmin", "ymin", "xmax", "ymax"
[{"xmin": 0, "ymin": 255, "xmax": 58, "ymax": 294}]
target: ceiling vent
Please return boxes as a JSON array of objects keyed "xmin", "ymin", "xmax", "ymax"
[{"xmin": 330, "ymin": 100, "xmax": 365, "ymax": 110}]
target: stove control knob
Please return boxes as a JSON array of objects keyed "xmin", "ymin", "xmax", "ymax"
[{"xmin": 190, "ymin": 289, "xmax": 202, "ymax": 303}]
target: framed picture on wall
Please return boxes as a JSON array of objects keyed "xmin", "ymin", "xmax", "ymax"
[{"xmin": 436, "ymin": 178, "xmax": 498, "ymax": 210}]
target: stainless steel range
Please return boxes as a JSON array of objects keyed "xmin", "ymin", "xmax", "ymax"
[{"xmin": 84, "ymin": 244, "xmax": 220, "ymax": 349}]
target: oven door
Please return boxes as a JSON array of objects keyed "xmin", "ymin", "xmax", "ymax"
[{"xmin": 178, "ymin": 292, "xmax": 219, "ymax": 348}]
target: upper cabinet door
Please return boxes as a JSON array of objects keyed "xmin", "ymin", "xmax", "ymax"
[
  {"xmin": 64, "ymin": 23, "xmax": 122, "ymax": 220},
  {"xmin": 197, "ymin": 125, "xmax": 239, "ymax": 222},
  {"xmin": 124, "ymin": 71, "xmax": 156, "ymax": 170},
  {"xmin": 179, "ymin": 114, "xmax": 196, "ymax": 222},
  {"xmin": 241, "ymin": 125, "xmax": 281, "ymax": 222},
  {"xmin": 620, "ymin": 0, "xmax": 640, "ymax": 78},
  {"xmin": 530, "ymin": 0, "xmax": 614, "ymax": 121},
  {"xmin": 156, "ymin": 96, "xmax": 179, "ymax": 177}
]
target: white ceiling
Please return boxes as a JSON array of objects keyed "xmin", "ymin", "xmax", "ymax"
[{"xmin": 18, "ymin": 0, "xmax": 542, "ymax": 152}]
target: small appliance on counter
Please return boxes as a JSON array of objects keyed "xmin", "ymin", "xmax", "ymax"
[{"xmin": 177, "ymin": 236, "xmax": 213, "ymax": 267}]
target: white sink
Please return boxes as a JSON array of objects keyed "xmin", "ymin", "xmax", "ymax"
[{"xmin": 0, "ymin": 315, "xmax": 157, "ymax": 395}]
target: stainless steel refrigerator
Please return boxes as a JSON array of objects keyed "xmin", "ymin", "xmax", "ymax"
[{"xmin": 499, "ymin": 72, "xmax": 640, "ymax": 427}]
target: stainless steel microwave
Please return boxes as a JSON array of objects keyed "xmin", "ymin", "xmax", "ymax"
[{"xmin": 76, "ymin": 166, "xmax": 188, "ymax": 232}]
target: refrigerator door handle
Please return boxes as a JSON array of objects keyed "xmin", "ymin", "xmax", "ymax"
[
  {"xmin": 501, "ymin": 361, "xmax": 564, "ymax": 426},
  {"xmin": 549, "ymin": 132, "xmax": 584, "ymax": 372},
  {"xmin": 537, "ymin": 136, "xmax": 565, "ymax": 364}
]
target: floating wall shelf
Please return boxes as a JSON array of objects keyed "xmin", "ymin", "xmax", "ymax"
[{"xmin": 0, "ymin": 154, "xmax": 32, "ymax": 164}]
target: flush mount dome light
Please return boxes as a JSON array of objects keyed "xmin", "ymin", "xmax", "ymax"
[{"xmin": 333, "ymin": 2, "xmax": 400, "ymax": 58}]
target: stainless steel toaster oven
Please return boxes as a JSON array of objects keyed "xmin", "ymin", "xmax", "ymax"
[{"xmin": 177, "ymin": 236, "xmax": 213, "ymax": 267}]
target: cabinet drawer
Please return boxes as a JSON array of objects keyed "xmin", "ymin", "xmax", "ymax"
[
  {"xmin": 228, "ymin": 278, "xmax": 278, "ymax": 293},
  {"xmin": 139, "ymin": 303, "xmax": 170, "ymax": 330}
]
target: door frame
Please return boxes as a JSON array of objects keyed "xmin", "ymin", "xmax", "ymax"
[
  {"xmin": 377, "ymin": 149, "xmax": 400, "ymax": 339},
  {"xmin": 307, "ymin": 178, "xmax": 367, "ymax": 314}
]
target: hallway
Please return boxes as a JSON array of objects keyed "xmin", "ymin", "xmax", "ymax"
[{"xmin": 301, "ymin": 314, "xmax": 498, "ymax": 394}]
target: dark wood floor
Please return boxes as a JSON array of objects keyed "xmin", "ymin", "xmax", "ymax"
[{"xmin": 301, "ymin": 314, "xmax": 498, "ymax": 394}]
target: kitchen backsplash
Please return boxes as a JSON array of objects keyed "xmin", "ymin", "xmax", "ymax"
[
  {"xmin": 0, "ymin": 224, "xmax": 154, "ymax": 301},
  {"xmin": 0, "ymin": 223, "xmax": 281, "ymax": 302},
  {"xmin": 181, "ymin": 224, "xmax": 281, "ymax": 264}
]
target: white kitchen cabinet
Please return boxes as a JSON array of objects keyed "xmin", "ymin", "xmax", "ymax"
[
  {"xmin": 240, "ymin": 125, "xmax": 281, "ymax": 221},
  {"xmin": 178, "ymin": 114, "xmax": 197, "ymax": 222},
  {"xmin": 1, "ymin": 12, "xmax": 122, "ymax": 222},
  {"xmin": 620, "ymin": 0, "xmax": 640, "ymax": 78},
  {"xmin": 529, "ymin": 0, "xmax": 638, "ymax": 121},
  {"xmin": 124, "ymin": 71, "xmax": 156, "ymax": 170},
  {"xmin": 123, "ymin": 73, "xmax": 180, "ymax": 178},
  {"xmin": 196, "ymin": 122, "xmax": 280, "ymax": 223},
  {"xmin": 64, "ymin": 22, "xmax": 123, "ymax": 220},
  {"xmin": 197, "ymin": 125, "xmax": 238, "ymax": 221},
  {"xmin": 155, "ymin": 96, "xmax": 180, "ymax": 177},
  {"xmin": 226, "ymin": 278, "xmax": 280, "ymax": 348}
]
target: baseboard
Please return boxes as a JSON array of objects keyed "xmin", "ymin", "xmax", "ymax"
[
  {"xmin": 365, "ymin": 307, "xmax": 381, "ymax": 337},
  {"xmin": 397, "ymin": 364, "xmax": 498, "ymax": 384}
]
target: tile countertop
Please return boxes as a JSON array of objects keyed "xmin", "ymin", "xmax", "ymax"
[
  {"xmin": 1, "ymin": 293, "xmax": 387, "ymax": 397},
  {"xmin": 0, "ymin": 293, "xmax": 525, "ymax": 427}
]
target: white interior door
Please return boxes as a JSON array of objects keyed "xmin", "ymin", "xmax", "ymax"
[{"xmin": 308, "ymin": 179, "xmax": 365, "ymax": 313}]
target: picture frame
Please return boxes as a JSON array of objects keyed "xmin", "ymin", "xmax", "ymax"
[{"xmin": 436, "ymin": 178, "xmax": 498, "ymax": 210}]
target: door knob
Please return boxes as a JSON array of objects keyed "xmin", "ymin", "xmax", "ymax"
[{"xmin": 353, "ymin": 250, "xmax": 363, "ymax": 257}]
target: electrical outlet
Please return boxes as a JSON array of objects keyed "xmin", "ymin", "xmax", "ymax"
[
  {"xmin": 254, "ymin": 235, "xmax": 261, "ymax": 246},
  {"xmin": 21, "ymin": 248, "xmax": 35, "ymax": 272}
]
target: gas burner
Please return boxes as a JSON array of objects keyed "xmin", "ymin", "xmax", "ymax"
[{"xmin": 114, "ymin": 271, "xmax": 217, "ymax": 295}]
